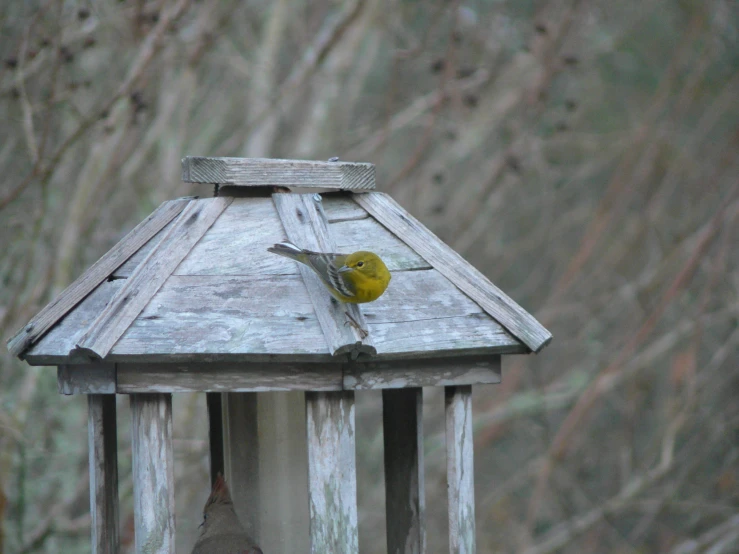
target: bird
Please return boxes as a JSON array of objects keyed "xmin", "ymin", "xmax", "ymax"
[
  {"xmin": 191, "ymin": 474, "xmax": 263, "ymax": 554},
  {"xmin": 267, "ymin": 241, "xmax": 391, "ymax": 304}
]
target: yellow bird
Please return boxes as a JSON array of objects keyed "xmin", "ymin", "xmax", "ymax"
[{"xmin": 267, "ymin": 241, "xmax": 391, "ymax": 304}]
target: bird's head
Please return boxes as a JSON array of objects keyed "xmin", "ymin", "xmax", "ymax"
[{"xmin": 338, "ymin": 251, "xmax": 390, "ymax": 280}]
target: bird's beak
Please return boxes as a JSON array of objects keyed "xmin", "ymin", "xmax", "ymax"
[{"xmin": 338, "ymin": 265, "xmax": 353, "ymax": 273}]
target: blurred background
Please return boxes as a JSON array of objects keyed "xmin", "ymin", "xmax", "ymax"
[{"xmin": 1, "ymin": 0, "xmax": 738, "ymax": 552}]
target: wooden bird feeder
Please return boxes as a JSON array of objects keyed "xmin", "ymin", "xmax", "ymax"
[{"xmin": 7, "ymin": 156, "xmax": 551, "ymax": 554}]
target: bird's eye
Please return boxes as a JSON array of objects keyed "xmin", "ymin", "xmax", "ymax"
[{"xmin": 357, "ymin": 261, "xmax": 364, "ymax": 267}]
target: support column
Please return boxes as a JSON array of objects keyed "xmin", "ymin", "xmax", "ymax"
[
  {"xmin": 88, "ymin": 394, "xmax": 119, "ymax": 554},
  {"xmin": 131, "ymin": 393, "xmax": 175, "ymax": 554},
  {"xmin": 383, "ymin": 387, "xmax": 426, "ymax": 554},
  {"xmin": 306, "ymin": 390, "xmax": 358, "ymax": 554},
  {"xmin": 445, "ymin": 386, "xmax": 476, "ymax": 554}
]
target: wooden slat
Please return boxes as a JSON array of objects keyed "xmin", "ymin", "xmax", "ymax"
[
  {"xmin": 7, "ymin": 198, "xmax": 191, "ymax": 358},
  {"xmin": 354, "ymin": 192, "xmax": 552, "ymax": 353},
  {"xmin": 27, "ymin": 271, "xmax": 523, "ymax": 365},
  {"xmin": 306, "ymin": 391, "xmax": 358, "ymax": 554},
  {"xmin": 131, "ymin": 393, "xmax": 175, "ymax": 554},
  {"xmin": 273, "ymin": 193, "xmax": 375, "ymax": 358},
  {"xmin": 114, "ymin": 357, "xmax": 498, "ymax": 393},
  {"xmin": 383, "ymin": 388, "xmax": 426, "ymax": 554},
  {"xmin": 59, "ymin": 364, "xmax": 116, "ymax": 395},
  {"xmin": 25, "ymin": 281, "xmax": 124, "ymax": 365},
  {"xmin": 174, "ymin": 197, "xmax": 427, "ymax": 277},
  {"xmin": 116, "ymin": 362, "xmax": 343, "ymax": 393},
  {"xmin": 332, "ymin": 216, "xmax": 431, "ymax": 272},
  {"xmin": 88, "ymin": 395, "xmax": 120, "ymax": 554},
  {"xmin": 445, "ymin": 386, "xmax": 476, "ymax": 554},
  {"xmin": 73, "ymin": 197, "xmax": 232, "ymax": 360},
  {"xmin": 182, "ymin": 156, "xmax": 376, "ymax": 190},
  {"xmin": 206, "ymin": 393, "xmax": 224, "ymax": 486},
  {"xmin": 345, "ymin": 356, "xmax": 501, "ymax": 390},
  {"xmin": 111, "ymin": 218, "xmax": 176, "ymax": 278}
]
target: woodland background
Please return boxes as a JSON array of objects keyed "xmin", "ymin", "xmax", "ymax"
[{"xmin": 1, "ymin": 0, "xmax": 738, "ymax": 552}]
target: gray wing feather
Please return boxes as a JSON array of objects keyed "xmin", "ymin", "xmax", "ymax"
[{"xmin": 307, "ymin": 253, "xmax": 355, "ymax": 298}]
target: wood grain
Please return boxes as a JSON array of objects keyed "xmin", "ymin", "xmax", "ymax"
[
  {"xmin": 7, "ymin": 198, "xmax": 191, "ymax": 358},
  {"xmin": 111, "ymin": 218, "xmax": 176, "ymax": 278},
  {"xmin": 114, "ymin": 357, "xmax": 499, "ymax": 393},
  {"xmin": 26, "ymin": 271, "xmax": 524, "ymax": 364},
  {"xmin": 106, "ymin": 272, "xmax": 524, "ymax": 362},
  {"xmin": 273, "ymin": 192, "xmax": 375, "ymax": 358},
  {"xmin": 306, "ymin": 390, "xmax": 358, "ymax": 554},
  {"xmin": 445, "ymin": 386, "xmax": 476, "ymax": 554},
  {"xmin": 174, "ymin": 196, "xmax": 426, "ymax": 276},
  {"xmin": 58, "ymin": 364, "xmax": 116, "ymax": 395},
  {"xmin": 354, "ymin": 192, "xmax": 552, "ymax": 353},
  {"xmin": 130, "ymin": 393, "xmax": 175, "ymax": 554},
  {"xmin": 182, "ymin": 156, "xmax": 376, "ymax": 190},
  {"xmin": 383, "ymin": 388, "xmax": 426, "ymax": 554},
  {"xmin": 26, "ymin": 281, "xmax": 124, "ymax": 365},
  {"xmin": 345, "ymin": 356, "xmax": 501, "ymax": 390},
  {"xmin": 116, "ymin": 362, "xmax": 343, "ymax": 393},
  {"xmin": 73, "ymin": 197, "xmax": 232, "ymax": 360},
  {"xmin": 88, "ymin": 395, "xmax": 120, "ymax": 554}
]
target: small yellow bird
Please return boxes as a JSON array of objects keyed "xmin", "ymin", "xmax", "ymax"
[{"xmin": 268, "ymin": 241, "xmax": 391, "ymax": 304}]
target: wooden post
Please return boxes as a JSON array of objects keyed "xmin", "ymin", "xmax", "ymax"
[
  {"xmin": 445, "ymin": 386, "xmax": 476, "ymax": 554},
  {"xmin": 130, "ymin": 394, "xmax": 175, "ymax": 554},
  {"xmin": 88, "ymin": 395, "xmax": 120, "ymax": 554},
  {"xmin": 206, "ymin": 392, "xmax": 224, "ymax": 486},
  {"xmin": 306, "ymin": 390, "xmax": 358, "ymax": 553},
  {"xmin": 383, "ymin": 388, "xmax": 426, "ymax": 554}
]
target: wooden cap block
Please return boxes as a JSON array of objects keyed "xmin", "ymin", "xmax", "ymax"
[{"xmin": 182, "ymin": 156, "xmax": 376, "ymax": 190}]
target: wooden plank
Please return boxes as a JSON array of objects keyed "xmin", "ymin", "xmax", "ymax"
[
  {"xmin": 182, "ymin": 156, "xmax": 375, "ymax": 190},
  {"xmin": 73, "ymin": 197, "xmax": 233, "ymax": 361},
  {"xmin": 345, "ymin": 356, "xmax": 501, "ymax": 390},
  {"xmin": 112, "ymin": 274, "xmax": 329, "ymax": 361},
  {"xmin": 332, "ymin": 216, "xmax": 430, "ymax": 271},
  {"xmin": 174, "ymin": 196, "xmax": 425, "ymax": 276},
  {"xmin": 115, "ymin": 357, "xmax": 498, "ymax": 393},
  {"xmin": 371, "ymin": 315, "xmax": 525, "ymax": 358},
  {"xmin": 354, "ymin": 192, "xmax": 552, "ymax": 353},
  {"xmin": 383, "ymin": 388, "xmax": 426, "ymax": 554},
  {"xmin": 102, "ymin": 273, "xmax": 524, "ymax": 363},
  {"xmin": 58, "ymin": 364, "xmax": 116, "ymax": 395},
  {"xmin": 116, "ymin": 362, "xmax": 343, "ymax": 393},
  {"xmin": 305, "ymin": 391, "xmax": 358, "ymax": 554},
  {"xmin": 111, "ymin": 218, "xmax": 176, "ymax": 278},
  {"xmin": 445, "ymin": 386, "xmax": 476, "ymax": 554},
  {"xmin": 273, "ymin": 192, "xmax": 375, "ymax": 358},
  {"xmin": 206, "ymin": 393, "xmax": 224, "ymax": 486},
  {"xmin": 7, "ymin": 198, "xmax": 191, "ymax": 358},
  {"xmin": 25, "ymin": 281, "xmax": 124, "ymax": 365},
  {"xmin": 323, "ymin": 193, "xmax": 370, "ymax": 222},
  {"xmin": 130, "ymin": 393, "xmax": 175, "ymax": 554},
  {"xmin": 222, "ymin": 393, "xmax": 260, "ymax": 543},
  {"xmin": 88, "ymin": 395, "xmax": 120, "ymax": 554},
  {"xmin": 174, "ymin": 197, "xmax": 426, "ymax": 276}
]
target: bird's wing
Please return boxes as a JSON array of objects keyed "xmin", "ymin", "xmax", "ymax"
[{"xmin": 304, "ymin": 252, "xmax": 356, "ymax": 298}]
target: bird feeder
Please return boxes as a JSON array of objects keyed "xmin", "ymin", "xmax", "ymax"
[{"xmin": 7, "ymin": 156, "xmax": 551, "ymax": 554}]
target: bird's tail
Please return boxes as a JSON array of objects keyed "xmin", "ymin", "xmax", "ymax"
[{"xmin": 268, "ymin": 241, "xmax": 307, "ymax": 263}]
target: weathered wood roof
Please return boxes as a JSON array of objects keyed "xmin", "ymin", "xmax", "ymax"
[{"xmin": 9, "ymin": 191, "xmax": 551, "ymax": 365}]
